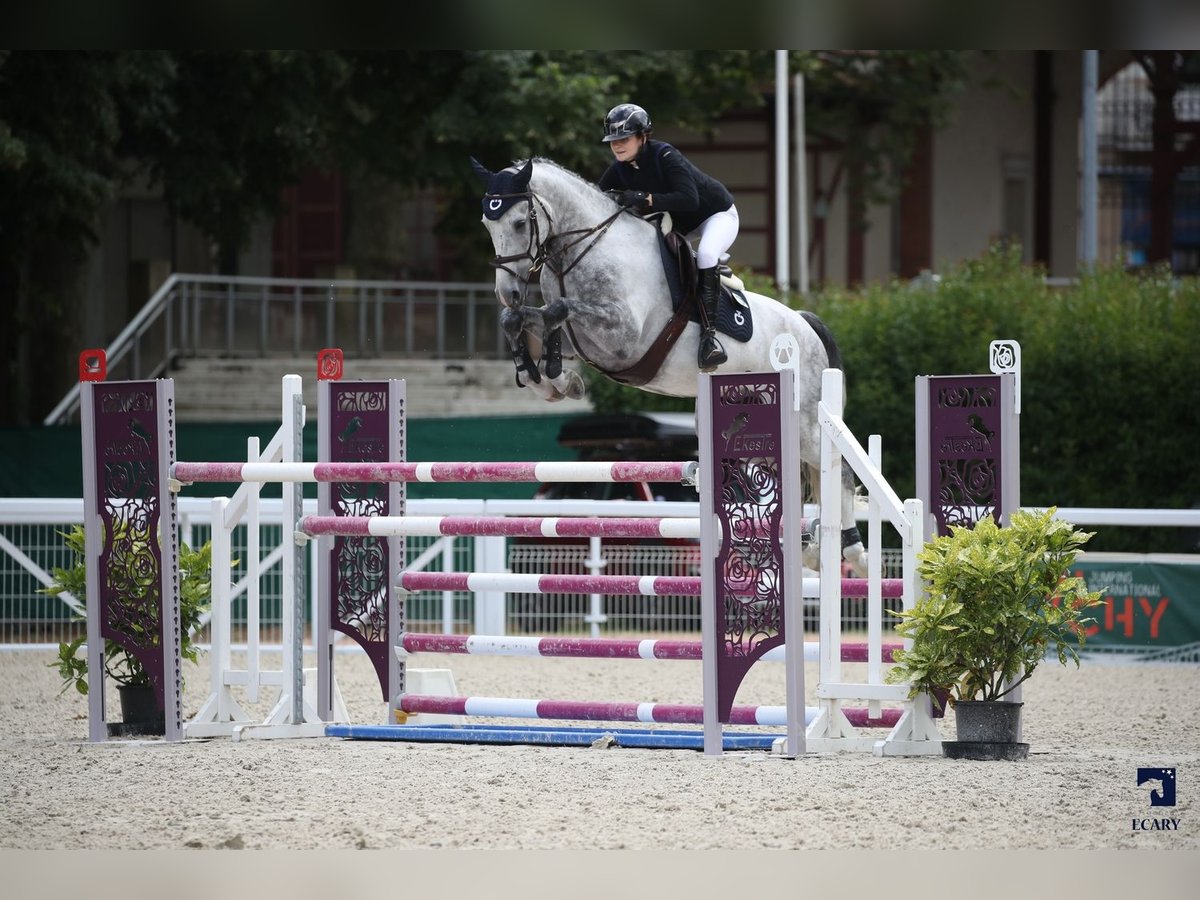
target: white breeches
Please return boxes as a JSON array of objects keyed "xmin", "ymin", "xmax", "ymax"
[{"xmin": 690, "ymin": 204, "xmax": 740, "ymax": 269}]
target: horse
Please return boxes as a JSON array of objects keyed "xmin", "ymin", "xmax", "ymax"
[{"xmin": 470, "ymin": 155, "xmax": 866, "ymax": 575}]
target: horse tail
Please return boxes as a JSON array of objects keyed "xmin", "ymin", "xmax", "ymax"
[{"xmin": 800, "ymin": 310, "xmax": 843, "ymax": 371}]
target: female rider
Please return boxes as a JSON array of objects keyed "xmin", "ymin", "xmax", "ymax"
[{"xmin": 597, "ymin": 102, "xmax": 738, "ymax": 371}]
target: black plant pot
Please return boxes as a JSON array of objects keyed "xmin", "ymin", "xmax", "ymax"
[
  {"xmin": 106, "ymin": 683, "xmax": 166, "ymax": 737},
  {"xmin": 942, "ymin": 700, "xmax": 1028, "ymax": 760}
]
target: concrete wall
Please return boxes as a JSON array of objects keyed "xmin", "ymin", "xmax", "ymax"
[{"xmin": 932, "ymin": 52, "xmax": 1040, "ymax": 271}]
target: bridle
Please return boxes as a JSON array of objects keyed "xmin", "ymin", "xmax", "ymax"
[{"xmin": 485, "ymin": 188, "xmax": 625, "ymax": 306}]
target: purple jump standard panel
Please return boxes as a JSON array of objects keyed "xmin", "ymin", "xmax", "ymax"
[
  {"xmin": 915, "ymin": 373, "xmax": 1020, "ymax": 541},
  {"xmin": 317, "ymin": 377, "xmax": 405, "ymax": 724},
  {"xmin": 700, "ymin": 371, "xmax": 805, "ymax": 755},
  {"xmin": 81, "ymin": 375, "xmax": 183, "ymax": 741}
]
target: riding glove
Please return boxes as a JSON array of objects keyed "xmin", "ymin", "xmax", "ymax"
[{"xmin": 615, "ymin": 190, "xmax": 650, "ymax": 212}]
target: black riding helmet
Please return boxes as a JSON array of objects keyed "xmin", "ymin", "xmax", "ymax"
[{"xmin": 602, "ymin": 103, "xmax": 652, "ymax": 143}]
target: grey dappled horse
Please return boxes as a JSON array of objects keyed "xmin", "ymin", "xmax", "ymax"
[{"xmin": 471, "ymin": 156, "xmax": 866, "ymax": 575}]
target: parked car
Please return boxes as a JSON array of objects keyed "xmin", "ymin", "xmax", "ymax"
[
  {"xmin": 514, "ymin": 412, "xmax": 701, "ymax": 633},
  {"xmin": 533, "ymin": 411, "xmax": 699, "ymax": 504}
]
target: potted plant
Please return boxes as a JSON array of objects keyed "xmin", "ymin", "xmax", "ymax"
[
  {"xmin": 44, "ymin": 525, "xmax": 220, "ymax": 735},
  {"xmin": 885, "ymin": 507, "xmax": 1105, "ymax": 760}
]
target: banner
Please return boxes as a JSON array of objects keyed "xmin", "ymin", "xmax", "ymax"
[{"xmin": 1072, "ymin": 555, "xmax": 1200, "ymax": 653}]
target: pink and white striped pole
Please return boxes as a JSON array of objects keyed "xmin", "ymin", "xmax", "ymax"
[
  {"xmin": 400, "ymin": 571, "xmax": 700, "ymax": 597},
  {"xmin": 172, "ymin": 460, "xmax": 697, "ymax": 485},
  {"xmin": 395, "ymin": 570, "xmax": 905, "ymax": 600},
  {"xmin": 300, "ymin": 514, "xmax": 700, "ymax": 540},
  {"xmin": 399, "ymin": 631, "xmax": 901, "ymax": 664},
  {"xmin": 400, "ymin": 694, "xmax": 903, "ymax": 729}
]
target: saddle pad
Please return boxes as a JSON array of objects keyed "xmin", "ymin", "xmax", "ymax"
[
  {"xmin": 715, "ymin": 290, "xmax": 753, "ymax": 343},
  {"xmin": 656, "ymin": 231, "xmax": 753, "ymax": 344}
]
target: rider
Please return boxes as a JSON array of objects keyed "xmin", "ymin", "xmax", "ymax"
[{"xmin": 598, "ymin": 102, "xmax": 737, "ymax": 371}]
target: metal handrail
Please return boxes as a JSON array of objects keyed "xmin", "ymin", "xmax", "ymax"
[{"xmin": 43, "ymin": 273, "xmax": 501, "ymax": 426}]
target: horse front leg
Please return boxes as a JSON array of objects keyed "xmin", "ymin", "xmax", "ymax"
[
  {"xmin": 540, "ymin": 299, "xmax": 569, "ymax": 380},
  {"xmin": 517, "ymin": 298, "xmax": 586, "ymax": 401},
  {"xmin": 500, "ymin": 305, "xmax": 578, "ymax": 402},
  {"xmin": 500, "ymin": 305, "xmax": 542, "ymax": 388}
]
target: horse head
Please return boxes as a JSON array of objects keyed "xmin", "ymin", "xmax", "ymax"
[
  {"xmin": 470, "ymin": 156, "xmax": 549, "ymax": 310},
  {"xmin": 469, "ymin": 156, "xmax": 587, "ymax": 403}
]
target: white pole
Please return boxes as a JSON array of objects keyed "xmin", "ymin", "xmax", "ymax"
[
  {"xmin": 246, "ymin": 436, "xmax": 260, "ymax": 703},
  {"xmin": 585, "ymin": 535, "xmax": 605, "ymax": 639},
  {"xmin": 795, "ymin": 72, "xmax": 810, "ymax": 295},
  {"xmin": 441, "ymin": 540, "xmax": 455, "ymax": 635},
  {"xmin": 775, "ymin": 49, "xmax": 790, "ymax": 296},
  {"xmin": 698, "ymin": 374, "xmax": 721, "ymax": 755},
  {"xmin": 1081, "ymin": 50, "xmax": 1099, "ymax": 268}
]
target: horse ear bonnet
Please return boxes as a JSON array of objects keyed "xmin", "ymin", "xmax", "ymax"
[
  {"xmin": 469, "ymin": 156, "xmax": 493, "ymax": 186},
  {"xmin": 478, "ymin": 159, "xmax": 534, "ymax": 221}
]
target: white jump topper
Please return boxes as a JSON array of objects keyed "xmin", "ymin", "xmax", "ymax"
[
  {"xmin": 989, "ymin": 339, "xmax": 1022, "ymax": 414},
  {"xmin": 770, "ymin": 333, "xmax": 802, "ymax": 411}
]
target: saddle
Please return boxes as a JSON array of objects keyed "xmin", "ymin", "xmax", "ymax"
[
  {"xmin": 657, "ymin": 225, "xmax": 751, "ymax": 338},
  {"xmin": 604, "ymin": 214, "xmax": 752, "ymax": 387}
]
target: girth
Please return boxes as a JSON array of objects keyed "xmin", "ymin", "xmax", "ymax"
[{"xmin": 565, "ymin": 230, "xmax": 698, "ymax": 388}]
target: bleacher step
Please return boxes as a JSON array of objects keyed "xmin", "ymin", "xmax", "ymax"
[{"xmin": 169, "ymin": 357, "xmax": 593, "ymax": 421}]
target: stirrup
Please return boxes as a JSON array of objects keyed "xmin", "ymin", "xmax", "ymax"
[{"xmin": 698, "ymin": 330, "xmax": 727, "ymax": 371}]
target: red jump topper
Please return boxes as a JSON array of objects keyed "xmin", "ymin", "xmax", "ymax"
[
  {"xmin": 317, "ymin": 348, "xmax": 344, "ymax": 381},
  {"xmin": 79, "ymin": 349, "xmax": 107, "ymax": 382}
]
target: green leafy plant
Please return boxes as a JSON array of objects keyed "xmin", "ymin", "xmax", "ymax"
[
  {"xmin": 43, "ymin": 525, "xmax": 223, "ymax": 695},
  {"xmin": 885, "ymin": 507, "xmax": 1106, "ymax": 707}
]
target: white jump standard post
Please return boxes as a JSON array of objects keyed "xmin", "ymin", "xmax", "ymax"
[
  {"xmin": 227, "ymin": 374, "xmax": 329, "ymax": 740},
  {"xmin": 182, "ymin": 374, "xmax": 333, "ymax": 740},
  {"xmin": 808, "ymin": 368, "xmax": 940, "ymax": 755}
]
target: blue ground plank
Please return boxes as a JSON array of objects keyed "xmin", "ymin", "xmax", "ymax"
[{"xmin": 326, "ymin": 722, "xmax": 781, "ymax": 751}]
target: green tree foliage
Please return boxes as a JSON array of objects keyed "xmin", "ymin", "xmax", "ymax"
[
  {"xmin": 799, "ymin": 50, "xmax": 972, "ymax": 216},
  {"xmin": 812, "ymin": 245, "xmax": 1200, "ymax": 551}
]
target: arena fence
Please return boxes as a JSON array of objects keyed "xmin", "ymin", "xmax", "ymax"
[{"xmin": 4, "ymin": 497, "xmax": 1195, "ymax": 652}]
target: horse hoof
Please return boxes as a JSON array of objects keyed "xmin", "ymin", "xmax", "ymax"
[
  {"xmin": 563, "ymin": 373, "xmax": 586, "ymax": 400},
  {"xmin": 801, "ymin": 544, "xmax": 820, "ymax": 572},
  {"xmin": 842, "ymin": 543, "xmax": 869, "ymax": 578}
]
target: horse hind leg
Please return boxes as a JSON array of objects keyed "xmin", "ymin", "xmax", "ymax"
[
  {"xmin": 799, "ymin": 461, "xmax": 868, "ymax": 577},
  {"xmin": 840, "ymin": 466, "xmax": 868, "ymax": 577}
]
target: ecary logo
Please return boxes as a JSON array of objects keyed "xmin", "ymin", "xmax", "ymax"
[
  {"xmin": 1137, "ymin": 767, "xmax": 1176, "ymax": 807},
  {"xmin": 1132, "ymin": 767, "xmax": 1180, "ymax": 833}
]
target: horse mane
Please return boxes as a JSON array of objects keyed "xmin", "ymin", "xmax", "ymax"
[{"xmin": 519, "ymin": 156, "xmax": 626, "ymax": 222}]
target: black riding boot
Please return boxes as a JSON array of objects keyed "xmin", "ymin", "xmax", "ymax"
[{"xmin": 696, "ymin": 265, "xmax": 727, "ymax": 371}]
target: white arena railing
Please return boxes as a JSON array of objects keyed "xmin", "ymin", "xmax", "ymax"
[{"xmin": 2, "ymin": 497, "xmax": 1197, "ymax": 648}]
